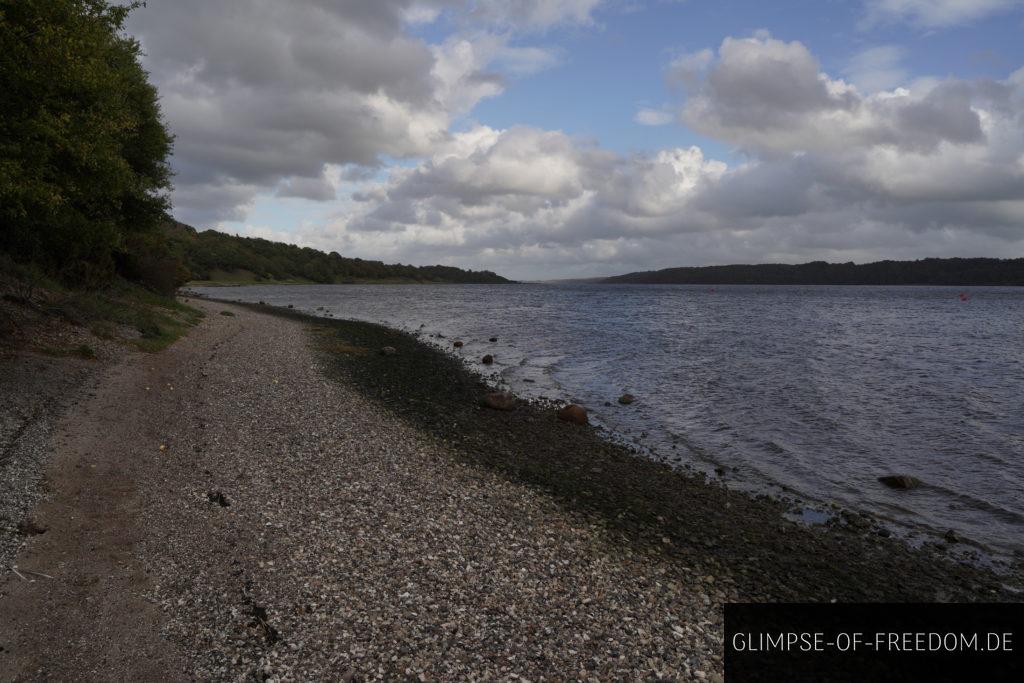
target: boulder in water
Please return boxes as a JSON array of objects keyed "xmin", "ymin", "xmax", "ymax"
[
  {"xmin": 453, "ymin": 340, "xmax": 464, "ymax": 348},
  {"xmin": 482, "ymin": 354, "xmax": 494, "ymax": 365},
  {"xmin": 878, "ymin": 475, "xmax": 921, "ymax": 490},
  {"xmin": 557, "ymin": 404, "xmax": 588, "ymax": 425},
  {"xmin": 618, "ymin": 393, "xmax": 635, "ymax": 405},
  {"xmin": 489, "ymin": 337, "xmax": 498, "ymax": 342},
  {"xmin": 482, "ymin": 392, "xmax": 516, "ymax": 411}
]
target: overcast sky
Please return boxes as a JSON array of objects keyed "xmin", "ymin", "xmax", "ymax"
[{"xmin": 128, "ymin": 0, "xmax": 1024, "ymax": 280}]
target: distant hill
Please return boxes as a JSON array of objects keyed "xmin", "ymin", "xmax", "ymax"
[
  {"xmin": 601, "ymin": 258, "xmax": 1024, "ymax": 286},
  {"xmin": 164, "ymin": 221, "xmax": 510, "ymax": 285}
]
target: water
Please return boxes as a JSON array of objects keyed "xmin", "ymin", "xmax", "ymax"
[{"xmin": 195, "ymin": 283, "xmax": 1024, "ymax": 558}]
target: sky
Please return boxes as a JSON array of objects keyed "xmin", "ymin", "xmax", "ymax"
[{"xmin": 127, "ymin": 0, "xmax": 1024, "ymax": 280}]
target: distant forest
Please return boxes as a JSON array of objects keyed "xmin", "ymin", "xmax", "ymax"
[
  {"xmin": 166, "ymin": 222, "xmax": 510, "ymax": 285},
  {"xmin": 602, "ymin": 258, "xmax": 1024, "ymax": 286}
]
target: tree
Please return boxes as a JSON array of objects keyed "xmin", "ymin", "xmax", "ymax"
[{"xmin": 0, "ymin": 0, "xmax": 173, "ymax": 286}]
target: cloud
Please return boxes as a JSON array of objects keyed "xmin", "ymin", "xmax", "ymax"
[
  {"xmin": 314, "ymin": 38, "xmax": 1024, "ymax": 279},
  {"xmin": 634, "ymin": 107, "xmax": 674, "ymax": 125},
  {"xmin": 462, "ymin": 0, "xmax": 603, "ymax": 30},
  {"xmin": 127, "ymin": 0, "xmax": 596, "ymax": 226},
  {"xmin": 128, "ymin": 1, "xmax": 1024, "ymax": 279},
  {"xmin": 863, "ymin": 0, "xmax": 1023, "ymax": 28},
  {"xmin": 666, "ymin": 48, "xmax": 714, "ymax": 90},
  {"xmin": 844, "ymin": 45, "xmax": 909, "ymax": 93},
  {"xmin": 276, "ymin": 175, "xmax": 337, "ymax": 201},
  {"xmin": 680, "ymin": 34, "xmax": 1002, "ymax": 155}
]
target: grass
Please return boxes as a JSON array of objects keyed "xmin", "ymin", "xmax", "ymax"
[
  {"xmin": 1, "ymin": 256, "xmax": 203, "ymax": 353},
  {"xmin": 46, "ymin": 280, "xmax": 203, "ymax": 352}
]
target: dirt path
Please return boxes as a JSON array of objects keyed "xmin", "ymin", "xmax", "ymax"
[{"xmin": 0, "ymin": 308, "xmax": 231, "ymax": 680}]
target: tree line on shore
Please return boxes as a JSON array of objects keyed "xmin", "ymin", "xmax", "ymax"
[
  {"xmin": 602, "ymin": 259, "xmax": 1024, "ymax": 286},
  {"xmin": 0, "ymin": 0, "xmax": 507, "ymax": 296},
  {"xmin": 167, "ymin": 222, "xmax": 509, "ymax": 285}
]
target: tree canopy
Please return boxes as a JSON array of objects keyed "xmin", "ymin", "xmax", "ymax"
[
  {"xmin": 0, "ymin": 0, "xmax": 173, "ymax": 286},
  {"xmin": 166, "ymin": 222, "xmax": 511, "ymax": 285}
]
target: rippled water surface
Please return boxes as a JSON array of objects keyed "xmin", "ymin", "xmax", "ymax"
[{"xmin": 196, "ymin": 283, "xmax": 1024, "ymax": 556}]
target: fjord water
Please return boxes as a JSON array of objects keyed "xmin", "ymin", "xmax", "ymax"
[{"xmin": 198, "ymin": 284, "xmax": 1024, "ymax": 557}]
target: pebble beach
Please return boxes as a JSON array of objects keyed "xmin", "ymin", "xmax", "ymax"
[{"xmin": 0, "ymin": 299, "xmax": 1019, "ymax": 681}]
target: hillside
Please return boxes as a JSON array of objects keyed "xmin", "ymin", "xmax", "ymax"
[
  {"xmin": 601, "ymin": 258, "xmax": 1024, "ymax": 286},
  {"xmin": 165, "ymin": 222, "xmax": 510, "ymax": 285}
]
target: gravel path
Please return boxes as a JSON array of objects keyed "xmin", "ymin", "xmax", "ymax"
[
  {"xmin": 1, "ymin": 300, "xmax": 727, "ymax": 681},
  {"xmin": 0, "ymin": 350, "xmax": 100, "ymax": 573}
]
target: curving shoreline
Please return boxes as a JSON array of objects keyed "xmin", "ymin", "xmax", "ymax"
[
  {"xmin": 1, "ymin": 297, "xmax": 1020, "ymax": 681},
  {"xmin": 230, "ymin": 298, "xmax": 1022, "ymax": 603}
]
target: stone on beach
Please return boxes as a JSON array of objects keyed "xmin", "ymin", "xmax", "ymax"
[
  {"xmin": 380, "ymin": 346, "xmax": 397, "ymax": 356},
  {"xmin": 482, "ymin": 392, "xmax": 516, "ymax": 411},
  {"xmin": 878, "ymin": 475, "xmax": 922, "ymax": 490},
  {"xmin": 557, "ymin": 404, "xmax": 588, "ymax": 425}
]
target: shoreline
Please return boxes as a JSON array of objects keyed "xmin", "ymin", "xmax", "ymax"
[
  {"xmin": 212, "ymin": 297, "xmax": 1023, "ymax": 602},
  {"xmin": 2, "ymin": 296, "xmax": 1020, "ymax": 679},
  {"xmin": 193, "ymin": 283, "xmax": 1023, "ymax": 568}
]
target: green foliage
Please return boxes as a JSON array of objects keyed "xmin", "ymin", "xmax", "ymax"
[
  {"xmin": 603, "ymin": 258, "xmax": 1024, "ymax": 286},
  {"xmin": 44, "ymin": 276, "xmax": 203, "ymax": 351},
  {"xmin": 165, "ymin": 221, "xmax": 511, "ymax": 285},
  {"xmin": 116, "ymin": 232, "xmax": 190, "ymax": 295},
  {"xmin": 0, "ymin": 0, "xmax": 173, "ymax": 286}
]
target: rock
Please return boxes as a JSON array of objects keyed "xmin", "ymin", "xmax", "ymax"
[
  {"xmin": 944, "ymin": 529, "xmax": 961, "ymax": 544},
  {"xmin": 618, "ymin": 393, "xmax": 635, "ymax": 405},
  {"xmin": 207, "ymin": 490, "xmax": 230, "ymax": 507},
  {"xmin": 481, "ymin": 354, "xmax": 494, "ymax": 365},
  {"xmin": 453, "ymin": 340, "xmax": 464, "ymax": 348},
  {"xmin": 482, "ymin": 392, "xmax": 516, "ymax": 411},
  {"xmin": 878, "ymin": 475, "xmax": 921, "ymax": 490},
  {"xmin": 557, "ymin": 404, "xmax": 588, "ymax": 425},
  {"xmin": 489, "ymin": 337, "xmax": 498, "ymax": 342},
  {"xmin": 17, "ymin": 518, "xmax": 48, "ymax": 536},
  {"xmin": 287, "ymin": 304, "xmax": 294, "ymax": 308},
  {"xmin": 380, "ymin": 346, "xmax": 397, "ymax": 356},
  {"xmin": 604, "ymin": 401, "xmax": 612, "ymax": 407}
]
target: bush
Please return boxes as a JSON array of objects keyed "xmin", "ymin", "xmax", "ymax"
[{"xmin": 116, "ymin": 233, "xmax": 190, "ymax": 296}]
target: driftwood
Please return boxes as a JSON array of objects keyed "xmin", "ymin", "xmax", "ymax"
[{"xmin": 19, "ymin": 568, "xmax": 54, "ymax": 579}]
